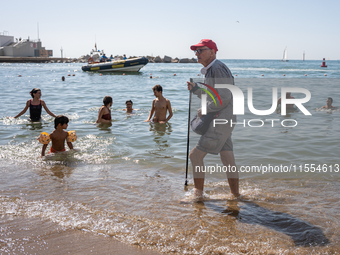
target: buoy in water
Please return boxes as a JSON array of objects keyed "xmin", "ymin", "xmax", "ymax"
[
  {"xmin": 18, "ymin": 75, "xmax": 21, "ymax": 77},
  {"xmin": 235, "ymin": 74, "xmax": 238, "ymax": 76},
  {"xmin": 197, "ymin": 74, "xmax": 200, "ymax": 76},
  {"xmin": 321, "ymin": 58, "xmax": 327, "ymax": 67},
  {"xmin": 283, "ymin": 74, "xmax": 286, "ymax": 76},
  {"xmin": 261, "ymin": 74, "xmax": 264, "ymax": 76},
  {"xmin": 100, "ymin": 73, "xmax": 102, "ymax": 76},
  {"xmin": 68, "ymin": 74, "xmax": 71, "ymax": 76},
  {"xmin": 324, "ymin": 74, "xmax": 327, "ymax": 76},
  {"xmin": 305, "ymin": 74, "xmax": 307, "ymax": 76},
  {"xmin": 123, "ymin": 73, "xmax": 125, "ymax": 75},
  {"xmin": 72, "ymin": 74, "xmax": 75, "ymax": 76},
  {"xmin": 174, "ymin": 73, "xmax": 176, "ymax": 76}
]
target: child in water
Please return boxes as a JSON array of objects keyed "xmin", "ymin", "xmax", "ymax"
[
  {"xmin": 41, "ymin": 115, "xmax": 73, "ymax": 156},
  {"xmin": 96, "ymin": 96, "xmax": 113, "ymax": 123},
  {"xmin": 14, "ymin": 88, "xmax": 56, "ymax": 121}
]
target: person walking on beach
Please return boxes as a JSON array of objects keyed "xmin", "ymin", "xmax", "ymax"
[
  {"xmin": 96, "ymin": 96, "xmax": 113, "ymax": 124},
  {"xmin": 14, "ymin": 88, "xmax": 56, "ymax": 121},
  {"xmin": 145, "ymin": 85, "xmax": 173, "ymax": 124},
  {"xmin": 321, "ymin": 97, "xmax": 337, "ymax": 109},
  {"xmin": 187, "ymin": 39, "xmax": 240, "ymax": 198},
  {"xmin": 41, "ymin": 115, "xmax": 74, "ymax": 156}
]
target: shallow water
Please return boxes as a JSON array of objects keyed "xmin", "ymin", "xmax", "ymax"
[{"xmin": 1, "ymin": 60, "xmax": 340, "ymax": 254}]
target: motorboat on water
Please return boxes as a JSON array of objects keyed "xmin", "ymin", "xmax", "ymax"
[{"xmin": 82, "ymin": 57, "xmax": 149, "ymax": 72}]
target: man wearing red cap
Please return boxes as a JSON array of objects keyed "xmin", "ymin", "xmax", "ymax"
[{"xmin": 187, "ymin": 39, "xmax": 240, "ymax": 198}]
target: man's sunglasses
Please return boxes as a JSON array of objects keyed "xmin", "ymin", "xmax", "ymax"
[{"xmin": 194, "ymin": 48, "xmax": 211, "ymax": 54}]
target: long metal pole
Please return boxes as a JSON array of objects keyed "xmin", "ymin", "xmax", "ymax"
[{"xmin": 185, "ymin": 80, "xmax": 193, "ymax": 186}]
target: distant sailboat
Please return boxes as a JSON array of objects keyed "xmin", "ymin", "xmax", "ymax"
[{"xmin": 282, "ymin": 47, "xmax": 288, "ymax": 62}]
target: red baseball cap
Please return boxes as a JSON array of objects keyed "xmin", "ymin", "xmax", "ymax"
[{"xmin": 190, "ymin": 39, "xmax": 218, "ymax": 53}]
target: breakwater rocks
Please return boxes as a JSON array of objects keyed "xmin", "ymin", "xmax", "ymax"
[
  {"xmin": 146, "ymin": 55, "xmax": 197, "ymax": 63},
  {"xmin": 78, "ymin": 54, "xmax": 198, "ymax": 64}
]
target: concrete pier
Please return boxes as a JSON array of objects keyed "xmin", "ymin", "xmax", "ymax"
[{"xmin": 0, "ymin": 56, "xmax": 71, "ymax": 63}]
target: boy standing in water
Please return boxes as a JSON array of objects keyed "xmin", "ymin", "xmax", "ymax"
[
  {"xmin": 41, "ymin": 115, "xmax": 73, "ymax": 156},
  {"xmin": 145, "ymin": 85, "xmax": 173, "ymax": 124}
]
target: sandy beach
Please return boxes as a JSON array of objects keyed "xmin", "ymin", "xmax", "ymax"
[
  {"xmin": 1, "ymin": 61, "xmax": 339, "ymax": 254},
  {"xmin": 1, "ymin": 215, "xmax": 162, "ymax": 255}
]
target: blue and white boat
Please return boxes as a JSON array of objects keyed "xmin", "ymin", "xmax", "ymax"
[{"xmin": 82, "ymin": 57, "xmax": 148, "ymax": 72}]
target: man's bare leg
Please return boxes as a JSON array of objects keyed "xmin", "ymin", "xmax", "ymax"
[
  {"xmin": 189, "ymin": 147, "xmax": 207, "ymax": 194},
  {"xmin": 220, "ymin": 150, "xmax": 240, "ymax": 197}
]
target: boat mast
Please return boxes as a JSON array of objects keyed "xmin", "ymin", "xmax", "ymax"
[
  {"xmin": 37, "ymin": 22, "xmax": 40, "ymax": 41},
  {"xmin": 282, "ymin": 49, "xmax": 285, "ymax": 61},
  {"xmin": 282, "ymin": 47, "xmax": 287, "ymax": 61}
]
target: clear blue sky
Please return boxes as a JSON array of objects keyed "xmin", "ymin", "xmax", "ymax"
[{"xmin": 1, "ymin": 0, "xmax": 339, "ymax": 60}]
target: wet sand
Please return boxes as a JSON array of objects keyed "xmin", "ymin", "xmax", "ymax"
[{"xmin": 1, "ymin": 216, "xmax": 162, "ymax": 255}]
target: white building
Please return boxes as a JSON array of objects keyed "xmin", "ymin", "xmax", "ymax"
[{"xmin": 0, "ymin": 32, "xmax": 53, "ymax": 57}]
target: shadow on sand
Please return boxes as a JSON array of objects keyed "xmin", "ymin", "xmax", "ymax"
[{"xmin": 206, "ymin": 200, "xmax": 329, "ymax": 247}]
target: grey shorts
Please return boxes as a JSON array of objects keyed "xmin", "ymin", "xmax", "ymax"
[{"xmin": 196, "ymin": 120, "xmax": 234, "ymax": 155}]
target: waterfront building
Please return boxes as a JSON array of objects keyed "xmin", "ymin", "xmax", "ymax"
[{"xmin": 0, "ymin": 32, "xmax": 53, "ymax": 57}]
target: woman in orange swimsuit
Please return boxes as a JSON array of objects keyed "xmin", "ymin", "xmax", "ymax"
[{"xmin": 96, "ymin": 96, "xmax": 113, "ymax": 124}]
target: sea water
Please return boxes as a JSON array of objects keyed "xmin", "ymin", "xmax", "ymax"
[{"xmin": 0, "ymin": 60, "xmax": 339, "ymax": 254}]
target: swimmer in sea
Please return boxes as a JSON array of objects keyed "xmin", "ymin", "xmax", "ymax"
[
  {"xmin": 41, "ymin": 115, "xmax": 73, "ymax": 156},
  {"xmin": 321, "ymin": 97, "xmax": 338, "ymax": 110},
  {"xmin": 14, "ymin": 88, "xmax": 56, "ymax": 121},
  {"xmin": 144, "ymin": 85, "xmax": 173, "ymax": 124},
  {"xmin": 123, "ymin": 100, "xmax": 134, "ymax": 113},
  {"xmin": 276, "ymin": 92, "xmax": 295, "ymax": 113},
  {"xmin": 96, "ymin": 96, "xmax": 113, "ymax": 124}
]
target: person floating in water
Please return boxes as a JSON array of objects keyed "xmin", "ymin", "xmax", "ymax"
[
  {"xmin": 14, "ymin": 88, "xmax": 56, "ymax": 121},
  {"xmin": 96, "ymin": 96, "xmax": 113, "ymax": 123},
  {"xmin": 145, "ymin": 85, "xmax": 173, "ymax": 124},
  {"xmin": 41, "ymin": 115, "xmax": 74, "ymax": 156},
  {"xmin": 321, "ymin": 97, "xmax": 337, "ymax": 110},
  {"xmin": 123, "ymin": 100, "xmax": 134, "ymax": 113},
  {"xmin": 276, "ymin": 92, "xmax": 295, "ymax": 113}
]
